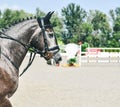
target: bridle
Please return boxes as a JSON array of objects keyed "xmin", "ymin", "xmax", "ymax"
[
  {"xmin": 0, "ymin": 17, "xmax": 60, "ymax": 76},
  {"xmin": 37, "ymin": 17, "xmax": 60, "ymax": 60}
]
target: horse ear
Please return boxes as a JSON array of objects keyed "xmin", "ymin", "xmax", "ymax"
[{"xmin": 45, "ymin": 11, "xmax": 54, "ymax": 20}]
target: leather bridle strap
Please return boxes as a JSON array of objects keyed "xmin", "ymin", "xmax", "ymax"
[
  {"xmin": 0, "ymin": 31, "xmax": 38, "ymax": 76},
  {"xmin": 37, "ymin": 18, "xmax": 60, "ymax": 55},
  {"xmin": 0, "ymin": 31, "xmax": 29, "ymax": 50},
  {"xmin": 19, "ymin": 52, "xmax": 36, "ymax": 77},
  {"xmin": 37, "ymin": 18, "xmax": 49, "ymax": 52}
]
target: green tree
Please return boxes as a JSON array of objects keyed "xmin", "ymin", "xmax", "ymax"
[
  {"xmin": 109, "ymin": 7, "xmax": 120, "ymax": 47},
  {"xmin": 61, "ymin": 3, "xmax": 87, "ymax": 44},
  {"xmin": 0, "ymin": 9, "xmax": 32, "ymax": 28},
  {"xmin": 80, "ymin": 22, "xmax": 93, "ymax": 44},
  {"xmin": 50, "ymin": 12, "xmax": 63, "ymax": 44},
  {"xmin": 115, "ymin": 7, "xmax": 120, "ymax": 16},
  {"xmin": 90, "ymin": 10, "xmax": 112, "ymax": 47},
  {"xmin": 35, "ymin": 8, "xmax": 45, "ymax": 17}
]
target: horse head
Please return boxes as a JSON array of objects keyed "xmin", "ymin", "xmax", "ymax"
[{"xmin": 30, "ymin": 12, "xmax": 62, "ymax": 65}]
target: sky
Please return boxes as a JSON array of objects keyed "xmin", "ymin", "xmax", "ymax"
[{"xmin": 0, "ymin": 0, "xmax": 120, "ymax": 16}]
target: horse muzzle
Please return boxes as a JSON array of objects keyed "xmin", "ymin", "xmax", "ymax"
[
  {"xmin": 53, "ymin": 53, "xmax": 62, "ymax": 63},
  {"xmin": 42, "ymin": 45, "xmax": 62, "ymax": 65},
  {"xmin": 46, "ymin": 52, "xmax": 62, "ymax": 65}
]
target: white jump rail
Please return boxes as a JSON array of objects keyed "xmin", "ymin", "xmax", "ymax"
[
  {"xmin": 82, "ymin": 48, "xmax": 120, "ymax": 63},
  {"xmin": 60, "ymin": 47, "xmax": 120, "ymax": 64}
]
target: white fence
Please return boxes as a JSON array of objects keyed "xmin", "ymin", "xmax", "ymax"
[
  {"xmin": 83, "ymin": 48, "xmax": 120, "ymax": 63},
  {"xmin": 60, "ymin": 47, "xmax": 120, "ymax": 64}
]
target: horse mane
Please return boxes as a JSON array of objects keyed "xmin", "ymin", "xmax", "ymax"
[{"xmin": 1, "ymin": 16, "xmax": 37, "ymax": 32}]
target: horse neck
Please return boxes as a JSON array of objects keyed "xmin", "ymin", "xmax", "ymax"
[{"xmin": 1, "ymin": 19, "xmax": 38, "ymax": 69}]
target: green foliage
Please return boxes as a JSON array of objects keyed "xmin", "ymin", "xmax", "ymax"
[
  {"xmin": 61, "ymin": 3, "xmax": 87, "ymax": 43},
  {"xmin": 0, "ymin": 9, "xmax": 33, "ymax": 28},
  {"xmin": 115, "ymin": 7, "xmax": 120, "ymax": 16},
  {"xmin": 50, "ymin": 13, "xmax": 63, "ymax": 42},
  {"xmin": 67, "ymin": 57, "xmax": 77, "ymax": 65},
  {"xmin": 81, "ymin": 42, "xmax": 89, "ymax": 52},
  {"xmin": 113, "ymin": 17, "xmax": 120, "ymax": 32},
  {"xmin": 110, "ymin": 8, "xmax": 120, "ymax": 47},
  {"xmin": 35, "ymin": 8, "xmax": 45, "ymax": 17}
]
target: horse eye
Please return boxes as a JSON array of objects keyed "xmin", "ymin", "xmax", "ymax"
[{"xmin": 46, "ymin": 29, "xmax": 49, "ymax": 32}]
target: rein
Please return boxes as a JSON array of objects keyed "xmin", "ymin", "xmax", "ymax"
[
  {"xmin": 0, "ymin": 31, "xmax": 41, "ymax": 76},
  {"xmin": 19, "ymin": 52, "xmax": 36, "ymax": 76},
  {"xmin": 0, "ymin": 31, "xmax": 29, "ymax": 49}
]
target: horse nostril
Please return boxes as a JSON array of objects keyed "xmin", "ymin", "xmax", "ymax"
[
  {"xmin": 49, "ymin": 33, "xmax": 53, "ymax": 38},
  {"xmin": 58, "ymin": 56, "xmax": 62, "ymax": 61},
  {"xmin": 53, "ymin": 53, "xmax": 62, "ymax": 63}
]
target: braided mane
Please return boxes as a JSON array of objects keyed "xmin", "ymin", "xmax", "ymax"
[{"xmin": 1, "ymin": 16, "xmax": 37, "ymax": 32}]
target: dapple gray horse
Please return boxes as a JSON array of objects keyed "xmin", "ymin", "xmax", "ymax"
[{"xmin": 0, "ymin": 12, "xmax": 61, "ymax": 107}]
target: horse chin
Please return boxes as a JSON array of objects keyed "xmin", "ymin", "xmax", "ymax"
[{"xmin": 47, "ymin": 59, "xmax": 57, "ymax": 65}]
